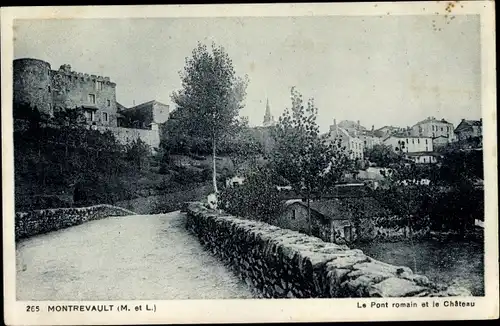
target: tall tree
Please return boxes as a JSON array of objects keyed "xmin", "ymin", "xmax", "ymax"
[
  {"xmin": 271, "ymin": 87, "xmax": 352, "ymax": 235},
  {"xmin": 364, "ymin": 144, "xmax": 401, "ymax": 167},
  {"xmin": 171, "ymin": 42, "xmax": 248, "ymax": 197}
]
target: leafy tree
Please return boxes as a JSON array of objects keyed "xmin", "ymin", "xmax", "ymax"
[
  {"xmin": 428, "ymin": 147, "xmax": 484, "ymax": 233},
  {"xmin": 375, "ymin": 157, "xmax": 434, "ymax": 272},
  {"xmin": 219, "ymin": 166, "xmax": 283, "ymax": 223},
  {"xmin": 170, "ymin": 42, "xmax": 249, "ymax": 198},
  {"xmin": 364, "ymin": 144, "xmax": 401, "ymax": 167},
  {"xmin": 270, "ymin": 87, "xmax": 352, "ymax": 235}
]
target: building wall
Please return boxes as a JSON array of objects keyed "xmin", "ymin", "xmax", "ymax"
[
  {"xmin": 384, "ymin": 136, "xmax": 433, "ymax": 153},
  {"xmin": 51, "ymin": 66, "xmax": 118, "ymax": 127},
  {"xmin": 14, "ymin": 59, "xmax": 118, "ymax": 126},
  {"xmin": 276, "ymin": 203, "xmax": 311, "ymax": 234},
  {"xmin": 361, "ymin": 134, "xmax": 381, "ymax": 149},
  {"xmin": 455, "ymin": 125, "xmax": 482, "ymax": 141},
  {"xmin": 94, "ymin": 125, "xmax": 160, "ymax": 149},
  {"xmin": 13, "ymin": 58, "xmax": 53, "ymax": 115},
  {"xmin": 330, "ymin": 127, "xmax": 364, "ymax": 160},
  {"xmin": 411, "ymin": 118, "xmax": 454, "ymax": 142},
  {"xmin": 407, "ymin": 155, "xmax": 438, "ymax": 164},
  {"xmin": 432, "ymin": 136, "xmax": 449, "ymax": 149},
  {"xmin": 152, "ymin": 102, "xmax": 170, "ymax": 124}
]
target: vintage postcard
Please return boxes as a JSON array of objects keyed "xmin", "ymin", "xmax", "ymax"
[{"xmin": 2, "ymin": 2, "xmax": 498, "ymax": 325}]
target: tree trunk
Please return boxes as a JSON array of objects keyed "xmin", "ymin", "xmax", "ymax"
[
  {"xmin": 307, "ymin": 195, "xmax": 312, "ymax": 236},
  {"xmin": 330, "ymin": 219, "xmax": 335, "ymax": 243},
  {"xmin": 212, "ymin": 137, "xmax": 218, "ymax": 194},
  {"xmin": 408, "ymin": 214, "xmax": 418, "ymax": 273}
]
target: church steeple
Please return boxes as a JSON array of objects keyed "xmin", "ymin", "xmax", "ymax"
[{"xmin": 263, "ymin": 98, "xmax": 274, "ymax": 127}]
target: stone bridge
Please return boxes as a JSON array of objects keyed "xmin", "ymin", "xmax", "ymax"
[
  {"xmin": 16, "ymin": 211, "xmax": 255, "ymax": 300},
  {"xmin": 16, "ymin": 204, "xmax": 471, "ymax": 300}
]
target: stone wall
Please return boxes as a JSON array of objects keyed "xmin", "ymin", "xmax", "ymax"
[
  {"xmin": 13, "ymin": 58, "xmax": 53, "ymax": 115},
  {"xmin": 15, "ymin": 204, "xmax": 136, "ymax": 241},
  {"xmin": 185, "ymin": 202, "xmax": 471, "ymax": 298},
  {"xmin": 94, "ymin": 125, "xmax": 160, "ymax": 149},
  {"xmin": 50, "ymin": 67, "xmax": 118, "ymax": 126}
]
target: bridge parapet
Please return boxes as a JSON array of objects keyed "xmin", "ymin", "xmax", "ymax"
[
  {"xmin": 185, "ymin": 202, "xmax": 472, "ymax": 298},
  {"xmin": 15, "ymin": 204, "xmax": 136, "ymax": 240}
]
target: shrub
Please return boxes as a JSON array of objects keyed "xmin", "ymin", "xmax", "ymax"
[{"xmin": 219, "ymin": 166, "xmax": 283, "ymax": 223}]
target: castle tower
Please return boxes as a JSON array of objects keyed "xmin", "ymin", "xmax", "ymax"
[
  {"xmin": 263, "ymin": 98, "xmax": 274, "ymax": 127},
  {"xmin": 13, "ymin": 58, "xmax": 54, "ymax": 116}
]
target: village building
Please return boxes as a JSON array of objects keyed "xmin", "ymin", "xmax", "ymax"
[
  {"xmin": 276, "ymin": 184, "xmax": 391, "ymax": 244},
  {"xmin": 383, "ymin": 134, "xmax": 433, "ymax": 153},
  {"xmin": 432, "ymin": 135, "xmax": 451, "ymax": 150},
  {"xmin": 360, "ymin": 126, "xmax": 382, "ymax": 149},
  {"xmin": 405, "ymin": 152, "xmax": 440, "ymax": 164},
  {"xmin": 117, "ymin": 100, "xmax": 170, "ymax": 130},
  {"xmin": 410, "ymin": 116, "xmax": 455, "ymax": 143},
  {"xmin": 328, "ymin": 119, "xmax": 364, "ymax": 160},
  {"xmin": 454, "ymin": 119, "xmax": 483, "ymax": 141},
  {"xmin": 373, "ymin": 125, "xmax": 407, "ymax": 138}
]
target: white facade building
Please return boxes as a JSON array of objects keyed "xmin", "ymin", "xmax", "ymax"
[
  {"xmin": 383, "ymin": 135, "xmax": 433, "ymax": 153},
  {"xmin": 410, "ymin": 116, "xmax": 454, "ymax": 142}
]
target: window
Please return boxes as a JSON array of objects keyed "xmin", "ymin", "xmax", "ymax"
[
  {"xmin": 48, "ymin": 86, "xmax": 51, "ymax": 93},
  {"xmin": 292, "ymin": 209, "xmax": 296, "ymax": 220},
  {"xmin": 96, "ymin": 81, "xmax": 103, "ymax": 90},
  {"xmin": 406, "ymin": 138, "xmax": 408, "ymax": 143},
  {"xmin": 425, "ymin": 139, "xmax": 428, "ymax": 144},
  {"xmin": 412, "ymin": 139, "xmax": 414, "ymax": 144},
  {"xmin": 84, "ymin": 111, "xmax": 94, "ymax": 121},
  {"xmin": 88, "ymin": 94, "xmax": 96, "ymax": 104},
  {"xmin": 441, "ymin": 127, "xmax": 443, "ymax": 132},
  {"xmin": 102, "ymin": 112, "xmax": 108, "ymax": 122},
  {"xmin": 107, "ymin": 99, "xmax": 111, "ymax": 107},
  {"xmin": 417, "ymin": 139, "xmax": 420, "ymax": 144}
]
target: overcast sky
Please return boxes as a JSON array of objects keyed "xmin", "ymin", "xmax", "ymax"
[{"xmin": 14, "ymin": 15, "xmax": 481, "ymax": 132}]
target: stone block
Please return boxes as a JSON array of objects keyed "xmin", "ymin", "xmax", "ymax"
[{"xmin": 368, "ymin": 277, "xmax": 426, "ymax": 297}]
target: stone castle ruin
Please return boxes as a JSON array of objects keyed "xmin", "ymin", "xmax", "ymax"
[{"xmin": 13, "ymin": 58, "xmax": 169, "ymax": 150}]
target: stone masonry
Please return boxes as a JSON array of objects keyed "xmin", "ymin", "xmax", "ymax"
[
  {"xmin": 15, "ymin": 204, "xmax": 136, "ymax": 241},
  {"xmin": 185, "ymin": 202, "xmax": 472, "ymax": 298}
]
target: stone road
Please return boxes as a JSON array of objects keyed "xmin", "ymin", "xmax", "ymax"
[{"xmin": 16, "ymin": 211, "xmax": 255, "ymax": 300}]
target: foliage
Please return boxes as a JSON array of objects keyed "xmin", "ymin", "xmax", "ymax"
[
  {"xmin": 13, "ymin": 104, "xmax": 154, "ymax": 210},
  {"xmin": 125, "ymin": 139, "xmax": 151, "ymax": 171},
  {"xmin": 432, "ymin": 148, "xmax": 483, "ymax": 187},
  {"xmin": 269, "ymin": 87, "xmax": 353, "ymax": 234},
  {"xmin": 169, "ymin": 42, "xmax": 249, "ymax": 194},
  {"xmin": 219, "ymin": 166, "xmax": 283, "ymax": 223},
  {"xmin": 364, "ymin": 144, "xmax": 402, "ymax": 167}
]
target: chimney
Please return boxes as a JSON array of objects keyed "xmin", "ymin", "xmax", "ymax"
[
  {"xmin": 357, "ymin": 120, "xmax": 360, "ymax": 126},
  {"xmin": 372, "ymin": 125, "xmax": 374, "ymax": 131}
]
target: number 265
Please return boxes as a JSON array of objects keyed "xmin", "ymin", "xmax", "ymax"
[{"xmin": 26, "ymin": 305, "xmax": 40, "ymax": 312}]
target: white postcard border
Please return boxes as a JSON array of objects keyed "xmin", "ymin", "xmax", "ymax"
[{"xmin": 2, "ymin": 2, "xmax": 498, "ymax": 325}]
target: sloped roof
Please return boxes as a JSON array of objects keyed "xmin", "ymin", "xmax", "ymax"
[
  {"xmin": 462, "ymin": 120, "xmax": 482, "ymax": 127},
  {"xmin": 413, "ymin": 117, "xmax": 452, "ymax": 126},
  {"xmin": 120, "ymin": 100, "xmax": 169, "ymax": 113},
  {"xmin": 406, "ymin": 151, "xmax": 441, "ymax": 157},
  {"xmin": 287, "ymin": 197, "xmax": 391, "ymax": 221},
  {"xmin": 116, "ymin": 102, "xmax": 128, "ymax": 111}
]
